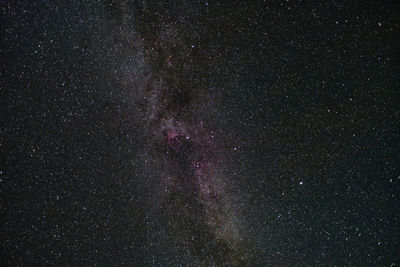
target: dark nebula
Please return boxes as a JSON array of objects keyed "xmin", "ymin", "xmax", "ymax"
[{"xmin": 2, "ymin": 0, "xmax": 399, "ymax": 266}]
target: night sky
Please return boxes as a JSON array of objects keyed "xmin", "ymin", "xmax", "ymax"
[{"xmin": 1, "ymin": 1, "xmax": 399, "ymax": 266}]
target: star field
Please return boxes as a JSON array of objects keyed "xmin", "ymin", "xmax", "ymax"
[{"xmin": 1, "ymin": 1, "xmax": 399, "ymax": 266}]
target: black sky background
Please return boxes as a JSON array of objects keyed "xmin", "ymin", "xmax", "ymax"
[{"xmin": 1, "ymin": 0, "xmax": 400, "ymax": 266}]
